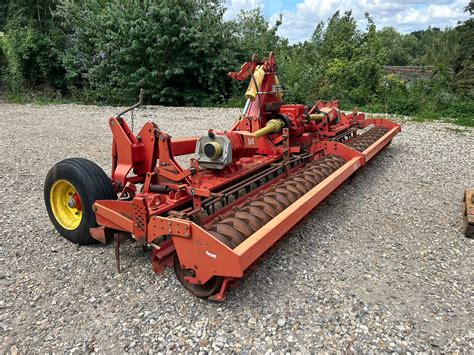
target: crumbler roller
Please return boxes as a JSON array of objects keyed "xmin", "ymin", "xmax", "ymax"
[{"xmin": 44, "ymin": 52, "xmax": 401, "ymax": 300}]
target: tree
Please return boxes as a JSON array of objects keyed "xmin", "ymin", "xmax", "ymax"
[
  {"xmin": 232, "ymin": 8, "xmax": 287, "ymax": 61},
  {"xmin": 308, "ymin": 11, "xmax": 387, "ymax": 106},
  {"xmin": 452, "ymin": 4, "xmax": 474, "ymax": 96},
  {"xmin": 2, "ymin": 0, "xmax": 66, "ymax": 94},
  {"xmin": 57, "ymin": 0, "xmax": 238, "ymax": 105},
  {"xmin": 466, "ymin": 0, "xmax": 474, "ymax": 15},
  {"xmin": 314, "ymin": 10, "xmax": 359, "ymax": 61},
  {"xmin": 0, "ymin": 2, "xmax": 8, "ymax": 32},
  {"xmin": 376, "ymin": 27, "xmax": 410, "ymax": 65}
]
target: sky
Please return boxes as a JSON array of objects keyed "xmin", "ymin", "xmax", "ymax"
[{"xmin": 223, "ymin": 0, "xmax": 471, "ymax": 43}]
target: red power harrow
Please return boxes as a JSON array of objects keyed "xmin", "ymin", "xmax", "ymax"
[{"xmin": 44, "ymin": 52, "xmax": 400, "ymax": 300}]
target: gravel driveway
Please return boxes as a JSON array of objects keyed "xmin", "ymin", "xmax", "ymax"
[{"xmin": 1, "ymin": 103, "xmax": 472, "ymax": 353}]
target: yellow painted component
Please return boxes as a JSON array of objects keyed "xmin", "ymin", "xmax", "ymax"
[
  {"xmin": 245, "ymin": 65, "xmax": 265, "ymax": 101},
  {"xmin": 253, "ymin": 119, "xmax": 285, "ymax": 138},
  {"xmin": 50, "ymin": 179, "xmax": 83, "ymax": 230},
  {"xmin": 204, "ymin": 141, "xmax": 223, "ymax": 159},
  {"xmin": 309, "ymin": 113, "xmax": 325, "ymax": 121},
  {"xmin": 274, "ymin": 75, "xmax": 284, "ymax": 100},
  {"xmin": 316, "ymin": 107, "xmax": 339, "ymax": 121}
]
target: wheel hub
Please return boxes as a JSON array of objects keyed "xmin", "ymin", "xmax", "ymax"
[{"xmin": 67, "ymin": 196, "xmax": 76, "ymax": 208}]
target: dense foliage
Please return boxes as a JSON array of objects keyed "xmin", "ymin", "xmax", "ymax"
[
  {"xmin": 1, "ymin": 0, "xmax": 66, "ymax": 96},
  {"xmin": 1, "ymin": 0, "xmax": 473, "ymax": 125}
]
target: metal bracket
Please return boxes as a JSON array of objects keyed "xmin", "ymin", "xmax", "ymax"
[
  {"xmin": 148, "ymin": 216, "xmax": 191, "ymax": 242},
  {"xmin": 282, "ymin": 127, "xmax": 290, "ymax": 173},
  {"xmin": 132, "ymin": 197, "xmax": 147, "ymax": 242}
]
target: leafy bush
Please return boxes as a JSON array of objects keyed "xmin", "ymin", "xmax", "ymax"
[
  {"xmin": 276, "ymin": 43, "xmax": 320, "ymax": 104},
  {"xmin": 2, "ymin": 0, "xmax": 65, "ymax": 96},
  {"xmin": 231, "ymin": 8, "xmax": 287, "ymax": 61},
  {"xmin": 375, "ymin": 74, "xmax": 413, "ymax": 114},
  {"xmin": 0, "ymin": 35, "xmax": 5, "ymax": 82},
  {"xmin": 57, "ymin": 0, "xmax": 237, "ymax": 105}
]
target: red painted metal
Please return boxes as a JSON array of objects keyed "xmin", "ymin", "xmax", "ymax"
[
  {"xmin": 85, "ymin": 52, "xmax": 401, "ymax": 299},
  {"xmin": 151, "ymin": 239, "xmax": 175, "ymax": 274},
  {"xmin": 171, "ymin": 137, "xmax": 197, "ymax": 156}
]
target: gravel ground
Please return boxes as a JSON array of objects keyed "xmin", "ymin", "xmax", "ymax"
[{"xmin": 0, "ymin": 103, "xmax": 473, "ymax": 353}]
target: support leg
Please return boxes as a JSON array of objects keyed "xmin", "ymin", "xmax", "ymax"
[{"xmin": 114, "ymin": 233, "xmax": 121, "ymax": 273}]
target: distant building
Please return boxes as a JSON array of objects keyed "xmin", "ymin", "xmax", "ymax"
[{"xmin": 385, "ymin": 66, "xmax": 434, "ymax": 82}]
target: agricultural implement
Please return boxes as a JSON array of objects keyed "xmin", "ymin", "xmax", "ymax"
[
  {"xmin": 464, "ymin": 188, "xmax": 474, "ymax": 238},
  {"xmin": 44, "ymin": 53, "xmax": 400, "ymax": 300}
]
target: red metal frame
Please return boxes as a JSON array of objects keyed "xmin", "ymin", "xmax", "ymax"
[{"xmin": 88, "ymin": 52, "xmax": 401, "ymax": 299}]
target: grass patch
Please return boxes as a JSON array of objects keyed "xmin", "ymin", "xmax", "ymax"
[
  {"xmin": 445, "ymin": 126, "xmax": 470, "ymax": 134},
  {"xmin": 453, "ymin": 117, "xmax": 474, "ymax": 127},
  {"xmin": 6, "ymin": 91, "xmax": 69, "ymax": 105},
  {"xmin": 411, "ymin": 113, "xmax": 474, "ymax": 127}
]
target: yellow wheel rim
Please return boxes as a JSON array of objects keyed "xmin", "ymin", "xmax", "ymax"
[{"xmin": 50, "ymin": 179, "xmax": 83, "ymax": 230}]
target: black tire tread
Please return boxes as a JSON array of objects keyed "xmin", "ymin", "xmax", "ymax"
[{"xmin": 44, "ymin": 158, "xmax": 117, "ymax": 245}]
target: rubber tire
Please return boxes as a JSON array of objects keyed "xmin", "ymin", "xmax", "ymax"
[{"xmin": 44, "ymin": 158, "xmax": 117, "ymax": 245}]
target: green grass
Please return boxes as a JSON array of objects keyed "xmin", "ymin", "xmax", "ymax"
[
  {"xmin": 452, "ymin": 117, "xmax": 474, "ymax": 127},
  {"xmin": 411, "ymin": 110, "xmax": 474, "ymax": 127},
  {"xmin": 444, "ymin": 126, "xmax": 471, "ymax": 134},
  {"xmin": 6, "ymin": 91, "xmax": 69, "ymax": 105}
]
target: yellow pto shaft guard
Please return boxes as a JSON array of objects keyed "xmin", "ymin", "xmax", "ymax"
[
  {"xmin": 245, "ymin": 65, "xmax": 265, "ymax": 101},
  {"xmin": 253, "ymin": 119, "xmax": 285, "ymax": 138}
]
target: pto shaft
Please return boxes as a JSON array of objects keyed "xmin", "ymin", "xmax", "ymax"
[{"xmin": 253, "ymin": 119, "xmax": 285, "ymax": 138}]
